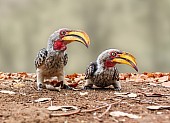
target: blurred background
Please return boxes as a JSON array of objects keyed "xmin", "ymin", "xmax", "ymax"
[{"xmin": 0, "ymin": 0, "xmax": 170, "ymax": 74}]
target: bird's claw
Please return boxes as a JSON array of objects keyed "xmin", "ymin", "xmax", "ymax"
[
  {"xmin": 114, "ymin": 87, "xmax": 121, "ymax": 91},
  {"xmin": 37, "ymin": 87, "xmax": 42, "ymax": 91},
  {"xmin": 62, "ymin": 84, "xmax": 73, "ymax": 90},
  {"xmin": 83, "ymin": 86, "xmax": 92, "ymax": 90},
  {"xmin": 37, "ymin": 83, "xmax": 44, "ymax": 91}
]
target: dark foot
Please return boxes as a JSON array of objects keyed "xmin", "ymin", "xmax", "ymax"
[
  {"xmin": 83, "ymin": 86, "xmax": 93, "ymax": 90},
  {"xmin": 114, "ymin": 87, "xmax": 121, "ymax": 91},
  {"xmin": 62, "ymin": 84, "xmax": 73, "ymax": 90},
  {"xmin": 37, "ymin": 83, "xmax": 44, "ymax": 91}
]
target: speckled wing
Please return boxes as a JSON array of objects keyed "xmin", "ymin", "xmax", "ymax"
[
  {"xmin": 63, "ymin": 53, "xmax": 68, "ymax": 66},
  {"xmin": 113, "ymin": 67, "xmax": 119, "ymax": 81},
  {"xmin": 35, "ymin": 48, "xmax": 48, "ymax": 68},
  {"xmin": 85, "ymin": 62, "xmax": 97, "ymax": 79}
]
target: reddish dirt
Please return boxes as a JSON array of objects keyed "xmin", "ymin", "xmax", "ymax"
[{"xmin": 0, "ymin": 72, "xmax": 170, "ymax": 123}]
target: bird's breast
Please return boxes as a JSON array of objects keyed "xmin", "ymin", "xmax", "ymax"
[
  {"xmin": 47, "ymin": 55, "xmax": 64, "ymax": 67},
  {"xmin": 41, "ymin": 53, "xmax": 65, "ymax": 77},
  {"xmin": 92, "ymin": 68, "xmax": 116, "ymax": 87}
]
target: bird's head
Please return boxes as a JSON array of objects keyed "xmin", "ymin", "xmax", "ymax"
[
  {"xmin": 97, "ymin": 49, "xmax": 138, "ymax": 72},
  {"xmin": 47, "ymin": 28, "xmax": 90, "ymax": 51}
]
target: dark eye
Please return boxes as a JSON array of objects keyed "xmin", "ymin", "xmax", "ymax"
[
  {"xmin": 111, "ymin": 52, "xmax": 116, "ymax": 56},
  {"xmin": 60, "ymin": 30, "xmax": 66, "ymax": 35}
]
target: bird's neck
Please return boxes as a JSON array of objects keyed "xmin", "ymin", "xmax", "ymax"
[
  {"xmin": 104, "ymin": 60, "xmax": 116, "ymax": 68},
  {"xmin": 47, "ymin": 43, "xmax": 66, "ymax": 54},
  {"xmin": 47, "ymin": 39, "xmax": 53, "ymax": 51},
  {"xmin": 47, "ymin": 49, "xmax": 65, "ymax": 55},
  {"xmin": 96, "ymin": 63, "xmax": 115, "ymax": 74},
  {"xmin": 97, "ymin": 59, "xmax": 116, "ymax": 69}
]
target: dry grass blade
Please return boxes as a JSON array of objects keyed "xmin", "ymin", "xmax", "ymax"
[
  {"xmin": 98, "ymin": 104, "xmax": 112, "ymax": 118},
  {"xmin": 81, "ymin": 105, "xmax": 109, "ymax": 113},
  {"xmin": 81, "ymin": 100, "xmax": 121, "ymax": 113}
]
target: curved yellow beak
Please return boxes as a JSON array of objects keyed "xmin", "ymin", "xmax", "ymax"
[
  {"xmin": 61, "ymin": 30, "xmax": 90, "ymax": 48},
  {"xmin": 112, "ymin": 52, "xmax": 138, "ymax": 72}
]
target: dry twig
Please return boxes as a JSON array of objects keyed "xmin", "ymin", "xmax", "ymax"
[
  {"xmin": 49, "ymin": 101, "xmax": 121, "ymax": 117},
  {"xmin": 81, "ymin": 100, "xmax": 121, "ymax": 113},
  {"xmin": 98, "ymin": 103, "xmax": 112, "ymax": 118},
  {"xmin": 81, "ymin": 105, "xmax": 109, "ymax": 113},
  {"xmin": 94, "ymin": 103, "xmax": 112, "ymax": 121}
]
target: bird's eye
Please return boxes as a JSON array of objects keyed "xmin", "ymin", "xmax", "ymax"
[
  {"xmin": 111, "ymin": 52, "xmax": 116, "ymax": 56},
  {"xmin": 60, "ymin": 30, "xmax": 66, "ymax": 35}
]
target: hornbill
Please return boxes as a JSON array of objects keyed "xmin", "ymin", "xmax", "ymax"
[
  {"xmin": 84, "ymin": 49, "xmax": 138, "ymax": 91},
  {"xmin": 35, "ymin": 28, "xmax": 90, "ymax": 90}
]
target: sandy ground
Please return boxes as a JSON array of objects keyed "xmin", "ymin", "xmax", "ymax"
[{"xmin": 0, "ymin": 72, "xmax": 170, "ymax": 123}]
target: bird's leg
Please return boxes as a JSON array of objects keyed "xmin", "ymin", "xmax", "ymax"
[
  {"xmin": 83, "ymin": 79, "xmax": 93, "ymax": 89},
  {"xmin": 113, "ymin": 81, "xmax": 121, "ymax": 91},
  {"xmin": 36, "ymin": 69, "xmax": 45, "ymax": 91},
  {"xmin": 57, "ymin": 72, "xmax": 72, "ymax": 90}
]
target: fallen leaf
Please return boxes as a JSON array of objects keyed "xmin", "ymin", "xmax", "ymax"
[
  {"xmin": 119, "ymin": 73, "xmax": 131, "ymax": 80},
  {"xmin": 144, "ymin": 93, "xmax": 162, "ymax": 97},
  {"xmin": 114, "ymin": 92, "xmax": 129, "ymax": 97},
  {"xmin": 68, "ymin": 82, "xmax": 78, "ymax": 88},
  {"xmin": 45, "ymin": 84, "xmax": 61, "ymax": 91},
  {"xmin": 80, "ymin": 92, "xmax": 88, "ymax": 96},
  {"xmin": 144, "ymin": 93, "xmax": 170, "ymax": 97},
  {"xmin": 147, "ymin": 106, "xmax": 170, "ymax": 110},
  {"xmin": 119, "ymin": 75, "xmax": 126, "ymax": 80},
  {"xmin": 0, "ymin": 73, "xmax": 10, "ymax": 80},
  {"xmin": 140, "ymin": 88, "xmax": 147, "ymax": 90},
  {"xmin": 47, "ymin": 106, "xmax": 78, "ymax": 111},
  {"xmin": 79, "ymin": 75, "xmax": 85, "ymax": 80},
  {"xmin": 0, "ymin": 73, "xmax": 5, "ymax": 79},
  {"xmin": 13, "ymin": 83, "xmax": 25, "ymax": 88},
  {"xmin": 154, "ymin": 72, "xmax": 164, "ymax": 78},
  {"xmin": 32, "ymin": 74, "xmax": 37, "ymax": 78},
  {"xmin": 158, "ymin": 76, "xmax": 168, "ymax": 82},
  {"xmin": 0, "ymin": 90, "xmax": 16, "ymax": 95},
  {"xmin": 127, "ymin": 93, "xmax": 137, "ymax": 98},
  {"xmin": 157, "ymin": 112, "xmax": 163, "ymax": 115},
  {"xmin": 115, "ymin": 92, "xmax": 137, "ymax": 98},
  {"xmin": 139, "ymin": 74, "xmax": 148, "ymax": 79},
  {"xmin": 65, "ymin": 78, "xmax": 70, "ymax": 81},
  {"xmin": 110, "ymin": 111, "xmax": 141, "ymax": 119},
  {"xmin": 147, "ymin": 78, "xmax": 155, "ymax": 82},
  {"xmin": 44, "ymin": 80, "xmax": 62, "ymax": 87},
  {"xmin": 74, "ymin": 78, "xmax": 80, "ymax": 82},
  {"xmin": 24, "ymin": 78, "xmax": 36, "ymax": 82},
  {"xmin": 47, "ymin": 106, "xmax": 62, "ymax": 111},
  {"xmin": 146, "ymin": 73, "xmax": 154, "ymax": 78},
  {"xmin": 114, "ymin": 92, "xmax": 129, "ymax": 95},
  {"xmin": 34, "ymin": 98, "xmax": 51, "ymax": 102},
  {"xmin": 148, "ymin": 83, "xmax": 158, "ymax": 86},
  {"xmin": 17, "ymin": 72, "xmax": 28, "ymax": 78},
  {"xmin": 162, "ymin": 81, "xmax": 170, "ymax": 88},
  {"xmin": 65, "ymin": 73, "xmax": 79, "ymax": 80}
]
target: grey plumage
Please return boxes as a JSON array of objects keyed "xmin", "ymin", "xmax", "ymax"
[
  {"xmin": 35, "ymin": 49, "xmax": 68, "ymax": 90},
  {"xmin": 84, "ymin": 48, "xmax": 138, "ymax": 90},
  {"xmin": 85, "ymin": 62, "xmax": 120, "ymax": 90},
  {"xmin": 84, "ymin": 49, "xmax": 121, "ymax": 90},
  {"xmin": 35, "ymin": 50, "xmax": 68, "ymax": 77},
  {"xmin": 35, "ymin": 29, "xmax": 69, "ymax": 90},
  {"xmin": 35, "ymin": 28, "xmax": 90, "ymax": 90},
  {"xmin": 35, "ymin": 48, "xmax": 48, "ymax": 68}
]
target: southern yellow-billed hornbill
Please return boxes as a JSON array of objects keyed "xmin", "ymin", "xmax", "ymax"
[
  {"xmin": 35, "ymin": 28, "xmax": 90, "ymax": 90},
  {"xmin": 84, "ymin": 49, "xmax": 138, "ymax": 91}
]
